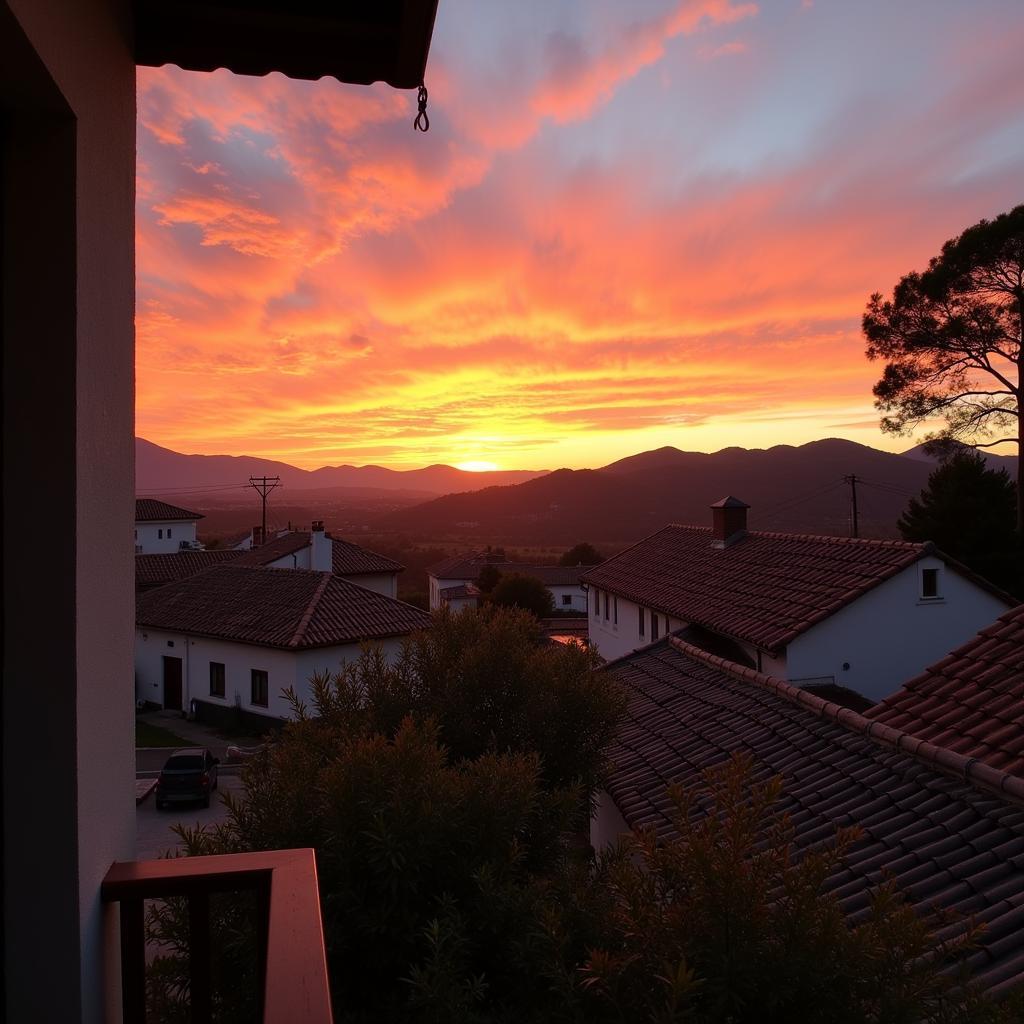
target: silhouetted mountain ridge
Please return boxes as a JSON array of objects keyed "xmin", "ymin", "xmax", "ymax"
[
  {"xmin": 378, "ymin": 438, "xmax": 954, "ymax": 544},
  {"xmin": 135, "ymin": 438, "xmax": 548, "ymax": 495}
]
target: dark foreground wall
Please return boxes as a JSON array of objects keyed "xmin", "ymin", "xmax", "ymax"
[{"xmin": 2, "ymin": 2, "xmax": 135, "ymax": 1020}]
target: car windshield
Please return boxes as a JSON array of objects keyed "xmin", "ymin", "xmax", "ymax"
[{"xmin": 163, "ymin": 755, "xmax": 203, "ymax": 770}]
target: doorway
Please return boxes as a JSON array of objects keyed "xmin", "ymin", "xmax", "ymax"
[{"xmin": 162, "ymin": 656, "xmax": 183, "ymax": 710}]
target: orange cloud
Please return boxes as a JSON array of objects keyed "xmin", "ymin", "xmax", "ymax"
[{"xmin": 135, "ymin": 5, "xmax": 1024, "ymax": 471}]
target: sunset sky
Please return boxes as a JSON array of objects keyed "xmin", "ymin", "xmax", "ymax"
[{"xmin": 136, "ymin": 0, "xmax": 1024, "ymax": 471}]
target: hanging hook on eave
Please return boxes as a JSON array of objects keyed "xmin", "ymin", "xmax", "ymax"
[{"xmin": 413, "ymin": 83, "xmax": 430, "ymax": 132}]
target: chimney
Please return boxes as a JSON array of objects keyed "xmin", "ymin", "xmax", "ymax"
[
  {"xmin": 251, "ymin": 525, "xmax": 264, "ymax": 548},
  {"xmin": 310, "ymin": 519, "xmax": 332, "ymax": 572},
  {"xmin": 710, "ymin": 496, "xmax": 749, "ymax": 549}
]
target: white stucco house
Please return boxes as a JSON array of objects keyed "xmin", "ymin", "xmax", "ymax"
[
  {"xmin": 135, "ymin": 562, "xmax": 432, "ymax": 728},
  {"xmin": 134, "ymin": 498, "xmax": 203, "ymax": 553},
  {"xmin": 581, "ymin": 496, "xmax": 1015, "ymax": 703},
  {"xmin": 234, "ymin": 520, "xmax": 403, "ymax": 597},
  {"xmin": 427, "ymin": 552, "xmax": 587, "ymax": 612}
]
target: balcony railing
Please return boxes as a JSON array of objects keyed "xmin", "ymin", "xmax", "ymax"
[{"xmin": 102, "ymin": 848, "xmax": 333, "ymax": 1023}]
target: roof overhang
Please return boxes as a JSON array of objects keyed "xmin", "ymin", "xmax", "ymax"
[{"xmin": 135, "ymin": 1, "xmax": 440, "ymax": 89}]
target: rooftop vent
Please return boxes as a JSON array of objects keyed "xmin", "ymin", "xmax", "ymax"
[{"xmin": 710, "ymin": 496, "xmax": 749, "ymax": 549}]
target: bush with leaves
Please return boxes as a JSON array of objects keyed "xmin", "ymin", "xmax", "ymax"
[
  {"xmin": 146, "ymin": 610, "xmax": 1023, "ymax": 1022},
  {"xmin": 560, "ymin": 542, "xmax": 604, "ymax": 566},
  {"xmin": 579, "ymin": 755, "xmax": 1023, "ymax": 1024},
  {"xmin": 488, "ymin": 572, "xmax": 555, "ymax": 619}
]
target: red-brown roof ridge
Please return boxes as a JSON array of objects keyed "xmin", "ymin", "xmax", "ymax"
[
  {"xmin": 661, "ymin": 635, "xmax": 1024, "ymax": 805},
  {"xmin": 582, "ymin": 524, "xmax": 1013, "ymax": 653},
  {"xmin": 288, "ymin": 571, "xmax": 333, "ymax": 648}
]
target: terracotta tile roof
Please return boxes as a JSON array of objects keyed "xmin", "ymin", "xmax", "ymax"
[
  {"xmin": 581, "ymin": 525, "xmax": 990, "ymax": 653},
  {"xmin": 136, "ymin": 564, "xmax": 431, "ymax": 650},
  {"xmin": 232, "ymin": 531, "xmax": 403, "ymax": 576},
  {"xmin": 232, "ymin": 532, "xmax": 312, "ymax": 566},
  {"xmin": 865, "ymin": 605, "xmax": 1024, "ymax": 778},
  {"xmin": 135, "ymin": 550, "xmax": 244, "ymax": 590},
  {"xmin": 135, "ymin": 498, "xmax": 203, "ymax": 522},
  {"xmin": 330, "ymin": 536, "xmax": 403, "ymax": 576},
  {"xmin": 428, "ymin": 553, "xmax": 584, "ymax": 587},
  {"xmin": 606, "ymin": 637, "xmax": 1024, "ymax": 997}
]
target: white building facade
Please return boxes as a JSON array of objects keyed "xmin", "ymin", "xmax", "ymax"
[
  {"xmin": 136, "ymin": 627, "xmax": 406, "ymax": 723},
  {"xmin": 134, "ymin": 498, "xmax": 202, "ymax": 553},
  {"xmin": 584, "ymin": 499, "xmax": 1014, "ymax": 703}
]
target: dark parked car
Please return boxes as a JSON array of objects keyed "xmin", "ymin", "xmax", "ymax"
[{"xmin": 155, "ymin": 748, "xmax": 219, "ymax": 810}]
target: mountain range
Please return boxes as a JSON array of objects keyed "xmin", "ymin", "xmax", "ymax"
[
  {"xmin": 377, "ymin": 438, "xmax": 1018, "ymax": 545},
  {"xmin": 135, "ymin": 437, "xmax": 547, "ymax": 496},
  {"xmin": 138, "ymin": 436, "xmax": 1018, "ymax": 547}
]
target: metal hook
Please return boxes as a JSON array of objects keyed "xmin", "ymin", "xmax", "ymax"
[{"xmin": 413, "ymin": 83, "xmax": 430, "ymax": 132}]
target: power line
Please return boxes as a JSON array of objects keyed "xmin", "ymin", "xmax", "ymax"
[
  {"xmin": 757, "ymin": 480, "xmax": 847, "ymax": 524},
  {"xmin": 136, "ymin": 482, "xmax": 251, "ymax": 495},
  {"xmin": 248, "ymin": 476, "xmax": 281, "ymax": 539}
]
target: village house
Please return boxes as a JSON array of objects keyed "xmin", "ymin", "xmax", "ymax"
[
  {"xmin": 864, "ymin": 602, "xmax": 1024, "ymax": 776},
  {"xmin": 134, "ymin": 497, "xmax": 203, "ymax": 553},
  {"xmin": 581, "ymin": 497, "xmax": 1014, "ymax": 703},
  {"xmin": 592, "ymin": 633, "xmax": 1024, "ymax": 998},
  {"xmin": 233, "ymin": 520, "xmax": 403, "ymax": 597},
  {"xmin": 427, "ymin": 551, "xmax": 587, "ymax": 612},
  {"xmin": 135, "ymin": 562, "xmax": 431, "ymax": 727}
]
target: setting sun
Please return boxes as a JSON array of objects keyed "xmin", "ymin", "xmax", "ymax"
[{"xmin": 455, "ymin": 460, "xmax": 500, "ymax": 473}]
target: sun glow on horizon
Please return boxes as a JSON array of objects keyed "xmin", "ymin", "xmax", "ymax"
[{"xmin": 133, "ymin": 2, "xmax": 1024, "ymax": 469}]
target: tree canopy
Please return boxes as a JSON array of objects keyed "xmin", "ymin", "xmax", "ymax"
[
  {"xmin": 898, "ymin": 450, "xmax": 1021, "ymax": 597},
  {"xmin": 489, "ymin": 572, "xmax": 555, "ymax": 618},
  {"xmin": 863, "ymin": 204, "xmax": 1024, "ymax": 534},
  {"xmin": 559, "ymin": 542, "xmax": 604, "ymax": 566},
  {"xmin": 146, "ymin": 609, "xmax": 1024, "ymax": 1023}
]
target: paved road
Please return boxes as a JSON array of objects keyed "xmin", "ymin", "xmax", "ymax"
[{"xmin": 136, "ymin": 775, "xmax": 244, "ymax": 861}]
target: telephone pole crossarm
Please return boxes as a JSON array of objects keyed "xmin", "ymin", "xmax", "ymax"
[{"xmin": 248, "ymin": 475, "xmax": 282, "ymax": 538}]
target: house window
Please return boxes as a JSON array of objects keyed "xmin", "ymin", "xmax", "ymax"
[
  {"xmin": 603, "ymin": 592, "xmax": 609, "ymax": 620},
  {"xmin": 562, "ymin": 594, "xmax": 572, "ymax": 606},
  {"xmin": 209, "ymin": 661, "xmax": 225, "ymax": 698},
  {"xmin": 158, "ymin": 528, "xmax": 163, "ymax": 539},
  {"xmin": 651, "ymin": 613, "xmax": 660, "ymax": 640},
  {"xmin": 921, "ymin": 567, "xmax": 940, "ymax": 599},
  {"xmin": 251, "ymin": 669, "xmax": 269, "ymax": 707},
  {"xmin": 167, "ymin": 528, "xmax": 173, "ymax": 539},
  {"xmin": 639, "ymin": 607, "xmax": 645, "ymax": 637},
  {"xmin": 613, "ymin": 596, "xmax": 618, "ymax": 624},
  {"xmin": 592, "ymin": 589, "xmax": 599, "ymax": 615}
]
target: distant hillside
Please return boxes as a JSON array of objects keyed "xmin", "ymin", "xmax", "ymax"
[
  {"xmin": 135, "ymin": 438, "xmax": 547, "ymax": 495},
  {"xmin": 377, "ymin": 439, "xmax": 941, "ymax": 545},
  {"xmin": 901, "ymin": 441, "xmax": 1018, "ymax": 477}
]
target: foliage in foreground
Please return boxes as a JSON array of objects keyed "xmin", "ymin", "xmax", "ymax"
[
  {"xmin": 146, "ymin": 608, "xmax": 1023, "ymax": 1023},
  {"xmin": 487, "ymin": 572, "xmax": 556, "ymax": 618}
]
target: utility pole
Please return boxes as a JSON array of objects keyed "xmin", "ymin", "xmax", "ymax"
[
  {"xmin": 248, "ymin": 476, "xmax": 281, "ymax": 538},
  {"xmin": 843, "ymin": 474, "xmax": 859, "ymax": 538}
]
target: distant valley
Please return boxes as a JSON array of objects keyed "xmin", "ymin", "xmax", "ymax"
[{"xmin": 138, "ymin": 436, "xmax": 1017, "ymax": 549}]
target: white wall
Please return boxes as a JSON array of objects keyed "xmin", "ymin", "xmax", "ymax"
[
  {"xmin": 135, "ymin": 519, "xmax": 198, "ymax": 553},
  {"xmin": 787, "ymin": 557, "xmax": 1011, "ymax": 702},
  {"xmin": 136, "ymin": 629, "xmax": 408, "ymax": 721},
  {"xmin": 265, "ymin": 546, "xmax": 312, "ymax": 569},
  {"xmin": 549, "ymin": 583, "xmax": 586, "ymax": 612},
  {"xmin": 342, "ymin": 572, "xmax": 398, "ymax": 598},
  {"xmin": 588, "ymin": 588, "xmax": 686, "ymax": 661}
]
